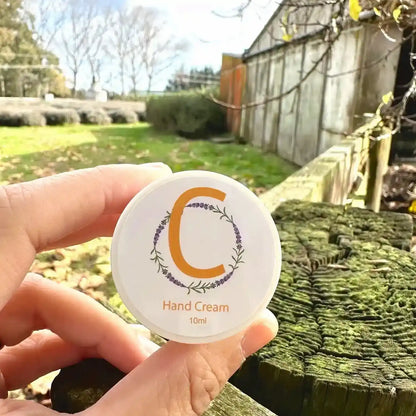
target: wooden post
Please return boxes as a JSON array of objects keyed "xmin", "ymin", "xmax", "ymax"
[{"xmin": 365, "ymin": 128, "xmax": 392, "ymax": 212}]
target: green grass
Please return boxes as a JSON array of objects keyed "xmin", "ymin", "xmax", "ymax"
[
  {"xmin": 0, "ymin": 122, "xmax": 296, "ymax": 314},
  {"xmin": 0, "ymin": 123, "xmax": 296, "ymax": 192}
]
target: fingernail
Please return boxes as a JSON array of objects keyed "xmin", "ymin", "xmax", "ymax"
[
  {"xmin": 130, "ymin": 323, "xmax": 151, "ymax": 340},
  {"xmin": 139, "ymin": 336, "xmax": 160, "ymax": 357},
  {"xmin": 140, "ymin": 162, "xmax": 171, "ymax": 170},
  {"xmin": 129, "ymin": 324, "xmax": 160, "ymax": 357},
  {"xmin": 241, "ymin": 309, "xmax": 278, "ymax": 358}
]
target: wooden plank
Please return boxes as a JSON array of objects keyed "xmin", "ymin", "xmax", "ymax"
[
  {"xmin": 242, "ymin": 59, "xmax": 257, "ymax": 141},
  {"xmin": 355, "ymin": 25, "xmax": 402, "ymax": 119},
  {"xmin": 277, "ymin": 43, "xmax": 303, "ymax": 161},
  {"xmin": 263, "ymin": 49, "xmax": 284, "ymax": 153},
  {"xmin": 319, "ymin": 27, "xmax": 365, "ymax": 154},
  {"xmin": 206, "ymin": 383, "xmax": 277, "ymax": 416},
  {"xmin": 365, "ymin": 129, "xmax": 392, "ymax": 212},
  {"xmin": 252, "ymin": 55, "xmax": 268, "ymax": 148},
  {"xmin": 293, "ymin": 40, "xmax": 328, "ymax": 166}
]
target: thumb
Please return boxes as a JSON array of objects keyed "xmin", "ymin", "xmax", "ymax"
[{"xmin": 89, "ymin": 309, "xmax": 278, "ymax": 416}]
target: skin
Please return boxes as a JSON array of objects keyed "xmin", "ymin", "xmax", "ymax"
[{"xmin": 0, "ymin": 163, "xmax": 278, "ymax": 416}]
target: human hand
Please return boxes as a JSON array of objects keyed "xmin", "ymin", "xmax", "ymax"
[{"xmin": 0, "ymin": 164, "xmax": 278, "ymax": 416}]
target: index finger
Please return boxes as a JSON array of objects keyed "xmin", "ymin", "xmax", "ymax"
[{"xmin": 0, "ymin": 163, "xmax": 172, "ymax": 310}]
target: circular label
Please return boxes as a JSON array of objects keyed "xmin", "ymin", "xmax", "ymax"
[{"xmin": 111, "ymin": 171, "xmax": 281, "ymax": 343}]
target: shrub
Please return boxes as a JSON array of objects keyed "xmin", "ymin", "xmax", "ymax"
[
  {"xmin": 78, "ymin": 108, "xmax": 111, "ymax": 125},
  {"xmin": 108, "ymin": 109, "xmax": 138, "ymax": 124},
  {"xmin": 42, "ymin": 109, "xmax": 80, "ymax": 125},
  {"xmin": 135, "ymin": 110, "xmax": 146, "ymax": 122},
  {"xmin": 146, "ymin": 92, "xmax": 226, "ymax": 138},
  {"xmin": 0, "ymin": 110, "xmax": 46, "ymax": 127}
]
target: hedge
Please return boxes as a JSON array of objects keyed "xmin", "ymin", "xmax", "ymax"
[
  {"xmin": 42, "ymin": 109, "xmax": 80, "ymax": 126},
  {"xmin": 78, "ymin": 108, "xmax": 111, "ymax": 125},
  {"xmin": 146, "ymin": 92, "xmax": 226, "ymax": 138},
  {"xmin": 0, "ymin": 110, "xmax": 46, "ymax": 127},
  {"xmin": 108, "ymin": 109, "xmax": 138, "ymax": 124}
]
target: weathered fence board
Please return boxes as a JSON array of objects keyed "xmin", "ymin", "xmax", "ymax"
[
  {"xmin": 319, "ymin": 28, "xmax": 365, "ymax": 154},
  {"xmin": 253, "ymin": 56, "xmax": 268, "ymax": 148},
  {"xmin": 277, "ymin": 43, "xmax": 304, "ymax": 161},
  {"xmin": 239, "ymin": 9, "xmax": 401, "ymax": 167},
  {"xmin": 265, "ymin": 50, "xmax": 285, "ymax": 153},
  {"xmin": 293, "ymin": 40, "xmax": 328, "ymax": 166}
]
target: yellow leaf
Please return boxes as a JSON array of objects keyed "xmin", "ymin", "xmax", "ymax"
[
  {"xmin": 393, "ymin": 6, "xmax": 402, "ymax": 23},
  {"xmin": 382, "ymin": 91, "xmax": 393, "ymax": 104},
  {"xmin": 349, "ymin": 0, "xmax": 362, "ymax": 21},
  {"xmin": 409, "ymin": 200, "xmax": 416, "ymax": 213},
  {"xmin": 282, "ymin": 32, "xmax": 293, "ymax": 42},
  {"xmin": 373, "ymin": 7, "xmax": 381, "ymax": 16}
]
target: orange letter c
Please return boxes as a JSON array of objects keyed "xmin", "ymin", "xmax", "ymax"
[{"xmin": 169, "ymin": 187, "xmax": 226, "ymax": 279}]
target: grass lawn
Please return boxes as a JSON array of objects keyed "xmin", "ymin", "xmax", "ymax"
[
  {"xmin": 0, "ymin": 123, "xmax": 296, "ymax": 191},
  {"xmin": 0, "ymin": 122, "xmax": 296, "ymax": 315}
]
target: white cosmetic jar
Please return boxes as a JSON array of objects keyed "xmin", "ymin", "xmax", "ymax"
[{"xmin": 111, "ymin": 171, "xmax": 281, "ymax": 343}]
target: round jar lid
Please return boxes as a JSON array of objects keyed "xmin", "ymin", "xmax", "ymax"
[{"xmin": 111, "ymin": 171, "xmax": 281, "ymax": 343}]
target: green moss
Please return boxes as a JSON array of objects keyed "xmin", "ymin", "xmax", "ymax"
[{"xmin": 232, "ymin": 201, "xmax": 416, "ymax": 416}]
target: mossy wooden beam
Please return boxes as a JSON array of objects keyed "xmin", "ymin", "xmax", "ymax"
[{"xmin": 232, "ymin": 200, "xmax": 416, "ymax": 416}]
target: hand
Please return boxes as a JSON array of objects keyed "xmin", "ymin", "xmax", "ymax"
[{"xmin": 0, "ymin": 164, "xmax": 278, "ymax": 416}]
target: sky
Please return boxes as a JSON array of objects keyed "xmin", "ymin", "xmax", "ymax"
[
  {"xmin": 28, "ymin": 0, "xmax": 280, "ymax": 92},
  {"xmin": 113, "ymin": 0, "xmax": 279, "ymax": 91}
]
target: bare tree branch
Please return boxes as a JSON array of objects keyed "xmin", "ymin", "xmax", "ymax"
[
  {"xmin": 58, "ymin": 0, "xmax": 106, "ymax": 95},
  {"xmin": 137, "ymin": 8, "xmax": 189, "ymax": 92},
  {"xmin": 211, "ymin": 0, "xmax": 254, "ymax": 19}
]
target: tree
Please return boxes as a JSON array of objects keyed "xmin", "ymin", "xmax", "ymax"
[
  {"xmin": 165, "ymin": 66, "xmax": 220, "ymax": 92},
  {"xmin": 137, "ymin": 8, "xmax": 189, "ymax": 92},
  {"xmin": 107, "ymin": 6, "xmax": 142, "ymax": 96},
  {"xmin": 24, "ymin": 0, "xmax": 65, "ymax": 51},
  {"xmin": 58, "ymin": 0, "xmax": 109, "ymax": 96},
  {"xmin": 107, "ymin": 6, "xmax": 188, "ymax": 95},
  {"xmin": 0, "ymin": 0, "xmax": 64, "ymax": 97}
]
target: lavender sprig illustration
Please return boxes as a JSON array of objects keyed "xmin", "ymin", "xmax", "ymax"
[{"xmin": 150, "ymin": 203, "xmax": 244, "ymax": 294}]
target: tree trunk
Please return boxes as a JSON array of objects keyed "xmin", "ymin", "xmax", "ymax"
[
  {"xmin": 147, "ymin": 74, "xmax": 152, "ymax": 93},
  {"xmin": 132, "ymin": 79, "xmax": 137, "ymax": 97},
  {"xmin": 120, "ymin": 62, "xmax": 125, "ymax": 96},
  {"xmin": 72, "ymin": 70, "xmax": 78, "ymax": 97}
]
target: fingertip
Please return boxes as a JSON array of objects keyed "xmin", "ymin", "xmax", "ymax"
[
  {"xmin": 241, "ymin": 309, "xmax": 278, "ymax": 358},
  {"xmin": 129, "ymin": 324, "xmax": 151, "ymax": 340},
  {"xmin": 136, "ymin": 162, "xmax": 172, "ymax": 177}
]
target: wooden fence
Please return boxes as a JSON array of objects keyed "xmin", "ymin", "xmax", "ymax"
[
  {"xmin": 219, "ymin": 54, "xmax": 245, "ymax": 136},
  {"xmin": 221, "ymin": 24, "xmax": 401, "ymax": 167}
]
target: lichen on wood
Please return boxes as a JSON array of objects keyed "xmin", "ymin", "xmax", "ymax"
[{"xmin": 232, "ymin": 200, "xmax": 416, "ymax": 416}]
